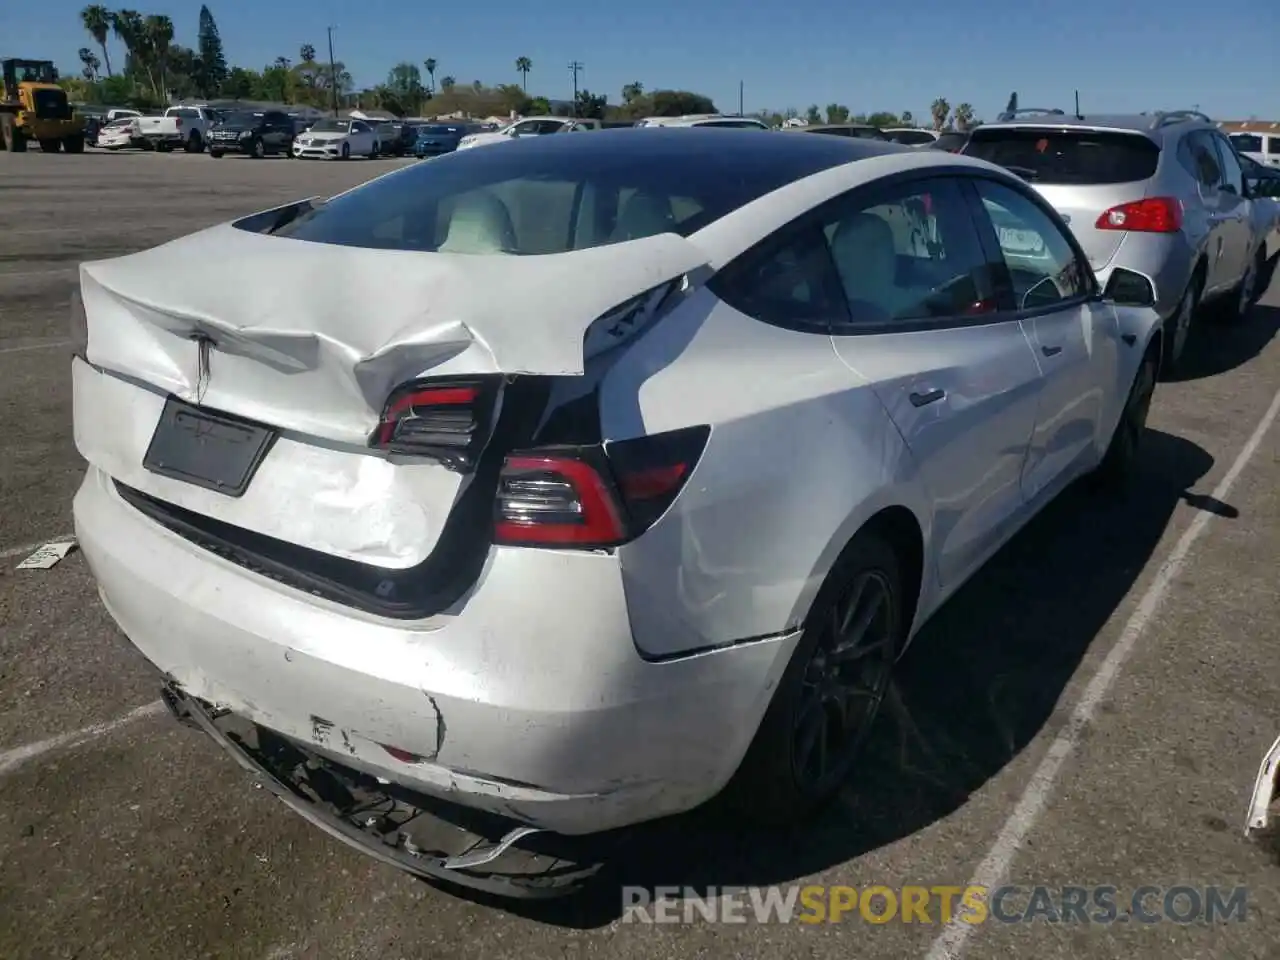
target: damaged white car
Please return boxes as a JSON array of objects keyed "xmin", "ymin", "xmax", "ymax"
[{"xmin": 72, "ymin": 129, "xmax": 1164, "ymax": 897}]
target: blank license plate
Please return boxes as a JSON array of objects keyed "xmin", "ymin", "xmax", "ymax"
[{"xmin": 143, "ymin": 397, "xmax": 276, "ymax": 497}]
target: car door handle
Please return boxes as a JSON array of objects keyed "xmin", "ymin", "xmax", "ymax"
[
  {"xmin": 1041, "ymin": 344, "xmax": 1063, "ymax": 357},
  {"xmin": 909, "ymin": 388, "xmax": 945, "ymax": 407}
]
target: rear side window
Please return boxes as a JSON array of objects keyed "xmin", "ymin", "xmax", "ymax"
[
  {"xmin": 965, "ymin": 128, "xmax": 1159, "ymax": 184},
  {"xmin": 887, "ymin": 130, "xmax": 937, "ymax": 145}
]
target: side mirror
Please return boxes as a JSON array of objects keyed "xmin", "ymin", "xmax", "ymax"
[{"xmin": 1102, "ymin": 267, "xmax": 1157, "ymax": 307}]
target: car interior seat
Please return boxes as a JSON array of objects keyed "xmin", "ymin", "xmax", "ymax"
[
  {"xmin": 612, "ymin": 191, "xmax": 676, "ymax": 242},
  {"xmin": 828, "ymin": 211, "xmax": 907, "ymax": 322},
  {"xmin": 438, "ymin": 190, "xmax": 518, "ymax": 254}
]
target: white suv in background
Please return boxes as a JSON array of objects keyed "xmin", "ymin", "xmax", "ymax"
[
  {"xmin": 635, "ymin": 114, "xmax": 769, "ymax": 129},
  {"xmin": 1229, "ymin": 130, "xmax": 1280, "ymax": 168}
]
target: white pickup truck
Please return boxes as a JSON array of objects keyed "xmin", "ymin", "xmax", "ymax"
[{"xmin": 135, "ymin": 106, "xmax": 216, "ymax": 153}]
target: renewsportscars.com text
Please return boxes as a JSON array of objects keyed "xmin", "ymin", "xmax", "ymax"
[{"xmin": 621, "ymin": 884, "xmax": 1249, "ymax": 925}]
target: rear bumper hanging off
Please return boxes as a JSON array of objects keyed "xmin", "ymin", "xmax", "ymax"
[
  {"xmin": 159, "ymin": 680, "xmax": 614, "ymax": 899},
  {"xmin": 1246, "ymin": 733, "xmax": 1280, "ymax": 837}
]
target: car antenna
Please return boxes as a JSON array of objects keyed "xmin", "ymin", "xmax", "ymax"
[{"xmin": 1074, "ymin": 90, "xmax": 1083, "ymax": 120}]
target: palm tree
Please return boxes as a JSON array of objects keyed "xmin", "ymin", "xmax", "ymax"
[
  {"xmin": 930, "ymin": 97, "xmax": 950, "ymax": 131},
  {"xmin": 78, "ymin": 47, "xmax": 101, "ymax": 81},
  {"xmin": 423, "ymin": 58, "xmax": 437, "ymax": 94},
  {"xmin": 300, "ymin": 44, "xmax": 316, "ymax": 64},
  {"xmin": 80, "ymin": 5, "xmax": 113, "ymax": 77},
  {"xmin": 440, "ymin": 75, "xmax": 455, "ymax": 92},
  {"xmin": 515, "ymin": 56, "xmax": 532, "ymax": 92},
  {"xmin": 110, "ymin": 9, "xmax": 144, "ymax": 86},
  {"xmin": 144, "ymin": 14, "xmax": 174, "ymax": 100},
  {"xmin": 953, "ymin": 102, "xmax": 975, "ymax": 131},
  {"xmin": 622, "ymin": 81, "xmax": 643, "ymax": 103}
]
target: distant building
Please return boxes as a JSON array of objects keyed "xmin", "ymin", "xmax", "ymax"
[{"xmin": 1217, "ymin": 119, "xmax": 1280, "ymax": 134}]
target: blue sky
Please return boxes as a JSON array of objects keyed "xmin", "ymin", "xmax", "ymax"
[{"xmin": 12, "ymin": 0, "xmax": 1280, "ymax": 120}]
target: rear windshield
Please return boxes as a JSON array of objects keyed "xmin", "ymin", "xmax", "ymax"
[
  {"xmin": 965, "ymin": 128, "xmax": 1160, "ymax": 184},
  {"xmin": 886, "ymin": 130, "xmax": 937, "ymax": 145},
  {"xmin": 271, "ymin": 130, "xmax": 866, "ymax": 255}
]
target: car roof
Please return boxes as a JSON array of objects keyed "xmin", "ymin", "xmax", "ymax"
[
  {"xmin": 459, "ymin": 125, "xmax": 911, "ymax": 166},
  {"xmin": 801, "ymin": 123, "xmax": 881, "ymax": 131},
  {"xmin": 977, "ymin": 111, "xmax": 1216, "ymax": 142}
]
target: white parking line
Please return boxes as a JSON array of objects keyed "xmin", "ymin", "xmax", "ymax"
[
  {"xmin": 0, "ymin": 700, "xmax": 166, "ymax": 778},
  {"xmin": 0, "ymin": 339, "xmax": 72, "ymax": 356},
  {"xmin": 1, "ymin": 534, "xmax": 76, "ymax": 560},
  {"xmin": 924, "ymin": 383, "xmax": 1280, "ymax": 960}
]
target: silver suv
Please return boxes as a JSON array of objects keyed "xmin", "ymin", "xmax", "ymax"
[{"xmin": 963, "ymin": 108, "xmax": 1269, "ymax": 372}]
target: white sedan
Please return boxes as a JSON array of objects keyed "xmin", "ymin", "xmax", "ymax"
[
  {"xmin": 95, "ymin": 117, "xmax": 141, "ymax": 150},
  {"xmin": 291, "ymin": 117, "xmax": 379, "ymax": 160},
  {"xmin": 456, "ymin": 116, "xmax": 593, "ymax": 150},
  {"xmin": 71, "ymin": 129, "xmax": 1163, "ymax": 898}
]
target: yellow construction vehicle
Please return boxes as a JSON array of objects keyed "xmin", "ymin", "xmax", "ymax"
[{"xmin": 0, "ymin": 58, "xmax": 86, "ymax": 153}]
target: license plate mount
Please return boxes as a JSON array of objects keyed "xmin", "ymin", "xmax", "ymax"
[{"xmin": 143, "ymin": 397, "xmax": 277, "ymax": 498}]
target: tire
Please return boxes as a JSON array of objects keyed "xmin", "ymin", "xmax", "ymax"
[
  {"xmin": 209, "ymin": 150, "xmax": 224, "ymax": 159},
  {"xmin": 1161, "ymin": 271, "xmax": 1201, "ymax": 377},
  {"xmin": 722, "ymin": 530, "xmax": 904, "ymax": 825},
  {"xmin": 1218, "ymin": 247, "xmax": 1266, "ymax": 323},
  {"xmin": 249, "ymin": 137, "xmax": 264, "ymax": 159},
  {"xmin": 185, "ymin": 132, "xmax": 204, "ymax": 153},
  {"xmin": 368, "ymin": 142, "xmax": 378, "ymax": 159},
  {"xmin": 156, "ymin": 142, "xmax": 172, "ymax": 153},
  {"xmin": 1090, "ymin": 347, "xmax": 1158, "ymax": 493},
  {"xmin": 62, "ymin": 135, "xmax": 85, "ymax": 154},
  {"xmin": 39, "ymin": 138, "xmax": 61, "ymax": 153},
  {"xmin": 340, "ymin": 142, "xmax": 350, "ymax": 160}
]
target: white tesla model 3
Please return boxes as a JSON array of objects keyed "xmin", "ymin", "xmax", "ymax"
[{"xmin": 71, "ymin": 128, "xmax": 1163, "ymax": 896}]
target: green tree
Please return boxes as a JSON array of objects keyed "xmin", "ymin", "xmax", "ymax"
[
  {"xmin": 78, "ymin": 47, "xmax": 101, "ymax": 81},
  {"xmin": 528, "ymin": 95, "xmax": 551, "ymax": 115},
  {"xmin": 144, "ymin": 14, "xmax": 174, "ymax": 100},
  {"xmin": 621, "ymin": 81, "xmax": 643, "ymax": 104},
  {"xmin": 804, "ymin": 104, "xmax": 822, "ymax": 125},
  {"xmin": 825, "ymin": 103, "xmax": 849, "ymax": 123},
  {"xmin": 195, "ymin": 5, "xmax": 227, "ymax": 97},
  {"xmin": 222, "ymin": 66, "xmax": 257, "ymax": 99},
  {"xmin": 953, "ymin": 102, "xmax": 975, "ymax": 131},
  {"xmin": 900, "ymin": 109, "xmax": 914, "ymax": 126},
  {"xmin": 930, "ymin": 97, "xmax": 950, "ymax": 131},
  {"xmin": 515, "ymin": 56, "xmax": 531, "ymax": 92},
  {"xmin": 440, "ymin": 75, "xmax": 455, "ymax": 91},
  {"xmin": 575, "ymin": 89, "xmax": 607, "ymax": 119},
  {"xmin": 1004, "ymin": 91, "xmax": 1017, "ymax": 115},
  {"xmin": 300, "ymin": 44, "xmax": 316, "ymax": 64},
  {"xmin": 423, "ymin": 58, "xmax": 437, "ymax": 94},
  {"xmin": 387, "ymin": 62, "xmax": 425, "ymax": 113},
  {"xmin": 80, "ymin": 5, "xmax": 114, "ymax": 77},
  {"xmin": 866, "ymin": 111, "xmax": 899, "ymax": 127},
  {"xmin": 650, "ymin": 89, "xmax": 716, "ymax": 116}
]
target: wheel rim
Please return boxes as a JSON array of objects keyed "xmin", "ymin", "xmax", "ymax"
[
  {"xmin": 253, "ymin": 140, "xmax": 263, "ymax": 157},
  {"xmin": 792, "ymin": 571, "xmax": 896, "ymax": 793}
]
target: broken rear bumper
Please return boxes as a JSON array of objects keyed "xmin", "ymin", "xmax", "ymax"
[
  {"xmin": 1246, "ymin": 733, "xmax": 1280, "ymax": 837},
  {"xmin": 160, "ymin": 682, "xmax": 610, "ymax": 898},
  {"xmin": 75, "ymin": 466, "xmax": 800, "ymax": 835}
]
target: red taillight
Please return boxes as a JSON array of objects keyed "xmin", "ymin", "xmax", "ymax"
[
  {"xmin": 493, "ymin": 425, "xmax": 710, "ymax": 549},
  {"xmin": 174, "ymin": 117, "xmax": 183, "ymax": 128},
  {"xmin": 1095, "ymin": 197, "xmax": 1182, "ymax": 233},
  {"xmin": 371, "ymin": 379, "xmax": 493, "ymax": 469}
]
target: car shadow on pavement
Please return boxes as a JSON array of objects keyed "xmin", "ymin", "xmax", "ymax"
[
  {"xmin": 1166, "ymin": 297, "xmax": 1280, "ymax": 384},
  {"xmin": 473, "ymin": 428, "xmax": 1219, "ymax": 928}
]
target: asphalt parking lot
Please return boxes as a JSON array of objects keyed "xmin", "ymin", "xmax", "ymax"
[{"xmin": 0, "ymin": 150, "xmax": 1277, "ymax": 960}]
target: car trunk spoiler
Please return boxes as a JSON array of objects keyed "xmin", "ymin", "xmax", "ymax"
[{"xmin": 78, "ymin": 217, "xmax": 710, "ymax": 446}]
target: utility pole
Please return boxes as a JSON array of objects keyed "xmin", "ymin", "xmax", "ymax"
[
  {"xmin": 738, "ymin": 80, "xmax": 744, "ymax": 116},
  {"xmin": 568, "ymin": 60, "xmax": 583, "ymax": 117},
  {"xmin": 327, "ymin": 26, "xmax": 339, "ymax": 117}
]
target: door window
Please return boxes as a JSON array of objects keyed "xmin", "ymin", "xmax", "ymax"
[
  {"xmin": 1179, "ymin": 131, "xmax": 1224, "ymax": 188},
  {"xmin": 824, "ymin": 178, "xmax": 997, "ymax": 328},
  {"xmin": 1211, "ymin": 134, "xmax": 1244, "ymax": 194},
  {"xmin": 973, "ymin": 179, "xmax": 1090, "ymax": 311}
]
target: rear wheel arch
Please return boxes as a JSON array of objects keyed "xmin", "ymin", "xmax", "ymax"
[{"xmin": 803, "ymin": 504, "xmax": 926, "ymax": 643}]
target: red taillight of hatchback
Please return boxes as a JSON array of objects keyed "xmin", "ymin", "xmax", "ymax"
[
  {"xmin": 1095, "ymin": 197, "xmax": 1182, "ymax": 233},
  {"xmin": 494, "ymin": 425, "xmax": 710, "ymax": 549},
  {"xmin": 370, "ymin": 378, "xmax": 497, "ymax": 470}
]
